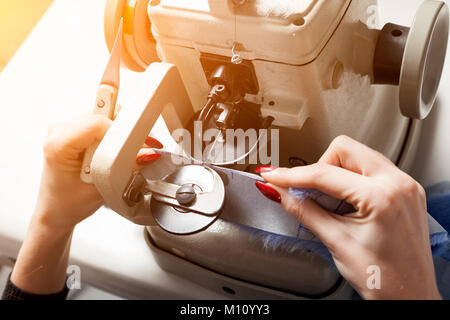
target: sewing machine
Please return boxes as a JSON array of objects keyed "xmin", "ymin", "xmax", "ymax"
[{"xmin": 87, "ymin": 0, "xmax": 449, "ymax": 299}]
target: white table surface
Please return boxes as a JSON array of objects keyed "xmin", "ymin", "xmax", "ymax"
[{"xmin": 0, "ymin": 0, "xmax": 448, "ymax": 299}]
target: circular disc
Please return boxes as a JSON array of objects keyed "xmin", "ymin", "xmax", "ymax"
[
  {"xmin": 133, "ymin": 0, "xmax": 159, "ymax": 65},
  {"xmin": 104, "ymin": 0, "xmax": 144, "ymax": 71},
  {"xmin": 104, "ymin": 0, "xmax": 159, "ymax": 72},
  {"xmin": 122, "ymin": 0, "xmax": 148, "ymax": 70},
  {"xmin": 151, "ymin": 166, "xmax": 222, "ymax": 235},
  {"xmin": 399, "ymin": 1, "xmax": 449, "ymax": 119}
]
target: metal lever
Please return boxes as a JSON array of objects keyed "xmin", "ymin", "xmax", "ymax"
[{"xmin": 123, "ymin": 166, "xmax": 225, "ymax": 216}]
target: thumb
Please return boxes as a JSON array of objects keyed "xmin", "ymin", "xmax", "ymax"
[
  {"xmin": 271, "ymin": 184, "xmax": 345, "ymax": 248},
  {"xmin": 68, "ymin": 115, "xmax": 112, "ymax": 150}
]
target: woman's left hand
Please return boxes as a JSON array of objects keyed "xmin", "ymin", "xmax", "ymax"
[
  {"xmin": 35, "ymin": 114, "xmax": 162, "ymax": 231},
  {"xmin": 9, "ymin": 113, "xmax": 162, "ymax": 295}
]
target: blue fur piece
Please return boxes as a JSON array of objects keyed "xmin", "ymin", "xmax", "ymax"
[
  {"xmin": 431, "ymin": 232, "xmax": 450, "ymax": 259},
  {"xmin": 426, "ymin": 182, "xmax": 450, "ymax": 261},
  {"xmin": 288, "ymin": 188, "xmax": 323, "ymax": 201},
  {"xmin": 230, "ymin": 222, "xmax": 335, "ymax": 266},
  {"xmin": 289, "ymin": 187, "xmax": 355, "ymax": 214}
]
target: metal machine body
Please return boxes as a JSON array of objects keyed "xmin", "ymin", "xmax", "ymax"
[
  {"xmin": 92, "ymin": 0, "xmax": 449, "ymax": 299},
  {"xmin": 149, "ymin": 0, "xmax": 409, "ymax": 166}
]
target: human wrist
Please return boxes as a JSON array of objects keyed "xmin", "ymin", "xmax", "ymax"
[
  {"xmin": 31, "ymin": 206, "xmax": 76, "ymax": 237},
  {"xmin": 11, "ymin": 210, "xmax": 75, "ymax": 294}
]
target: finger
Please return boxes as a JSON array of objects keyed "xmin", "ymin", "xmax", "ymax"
[
  {"xmin": 318, "ymin": 135, "xmax": 396, "ymax": 176},
  {"xmin": 261, "ymin": 164, "xmax": 369, "ymax": 203},
  {"xmin": 46, "ymin": 115, "xmax": 112, "ymax": 154},
  {"xmin": 136, "ymin": 149, "xmax": 161, "ymax": 166},
  {"xmin": 272, "ymin": 184, "xmax": 345, "ymax": 249},
  {"xmin": 70, "ymin": 115, "xmax": 112, "ymax": 150},
  {"xmin": 144, "ymin": 136, "xmax": 164, "ymax": 149}
]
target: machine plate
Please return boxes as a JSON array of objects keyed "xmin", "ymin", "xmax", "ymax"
[{"xmin": 151, "ymin": 165, "xmax": 225, "ymax": 234}]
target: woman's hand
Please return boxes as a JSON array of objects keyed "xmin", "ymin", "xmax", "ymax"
[
  {"xmin": 10, "ymin": 114, "xmax": 161, "ymax": 294},
  {"xmin": 35, "ymin": 114, "xmax": 162, "ymax": 231},
  {"xmin": 256, "ymin": 136, "xmax": 441, "ymax": 300}
]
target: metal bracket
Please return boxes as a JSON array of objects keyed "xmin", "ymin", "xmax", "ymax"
[
  {"xmin": 123, "ymin": 172, "xmax": 146, "ymax": 207},
  {"xmin": 124, "ymin": 165, "xmax": 225, "ymax": 216}
]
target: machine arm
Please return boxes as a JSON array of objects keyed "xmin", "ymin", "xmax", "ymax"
[{"xmin": 90, "ymin": 62, "xmax": 195, "ymax": 225}]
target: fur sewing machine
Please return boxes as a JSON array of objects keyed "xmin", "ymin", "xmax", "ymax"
[{"xmin": 84, "ymin": 0, "xmax": 449, "ymax": 299}]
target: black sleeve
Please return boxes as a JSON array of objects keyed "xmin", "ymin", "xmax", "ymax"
[{"xmin": 1, "ymin": 273, "xmax": 69, "ymax": 300}]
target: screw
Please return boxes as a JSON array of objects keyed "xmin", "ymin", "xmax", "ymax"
[
  {"xmin": 97, "ymin": 99, "xmax": 105, "ymax": 108},
  {"xmin": 83, "ymin": 166, "xmax": 91, "ymax": 174},
  {"xmin": 176, "ymin": 184, "xmax": 197, "ymax": 205}
]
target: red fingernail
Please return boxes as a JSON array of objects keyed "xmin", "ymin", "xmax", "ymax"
[
  {"xmin": 254, "ymin": 165, "xmax": 278, "ymax": 174},
  {"xmin": 255, "ymin": 181, "xmax": 281, "ymax": 203},
  {"xmin": 145, "ymin": 136, "xmax": 163, "ymax": 149},
  {"xmin": 136, "ymin": 153, "xmax": 161, "ymax": 165}
]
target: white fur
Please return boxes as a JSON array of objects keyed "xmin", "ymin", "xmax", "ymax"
[{"xmin": 255, "ymin": 0, "xmax": 313, "ymax": 18}]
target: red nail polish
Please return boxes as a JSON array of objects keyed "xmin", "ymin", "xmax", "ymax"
[
  {"xmin": 136, "ymin": 153, "xmax": 161, "ymax": 165},
  {"xmin": 254, "ymin": 165, "xmax": 278, "ymax": 174},
  {"xmin": 255, "ymin": 181, "xmax": 281, "ymax": 203},
  {"xmin": 145, "ymin": 136, "xmax": 163, "ymax": 149}
]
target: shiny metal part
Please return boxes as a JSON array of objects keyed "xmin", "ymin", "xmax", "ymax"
[
  {"xmin": 123, "ymin": 172, "xmax": 145, "ymax": 207},
  {"xmin": 231, "ymin": 42, "xmax": 243, "ymax": 65},
  {"xmin": 176, "ymin": 184, "xmax": 197, "ymax": 205},
  {"xmin": 146, "ymin": 180, "xmax": 180, "ymax": 199},
  {"xmin": 151, "ymin": 165, "xmax": 225, "ymax": 235},
  {"xmin": 148, "ymin": 166, "xmax": 224, "ymax": 216}
]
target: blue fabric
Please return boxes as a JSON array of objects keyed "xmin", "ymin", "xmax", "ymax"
[
  {"xmin": 427, "ymin": 183, "xmax": 450, "ymax": 228},
  {"xmin": 426, "ymin": 182, "xmax": 450, "ymax": 262},
  {"xmin": 288, "ymin": 186, "xmax": 449, "ymax": 260},
  {"xmin": 236, "ymin": 183, "xmax": 450, "ymax": 299},
  {"xmin": 426, "ymin": 182, "xmax": 450, "ymax": 299},
  {"xmin": 287, "ymin": 184, "xmax": 450, "ymax": 299}
]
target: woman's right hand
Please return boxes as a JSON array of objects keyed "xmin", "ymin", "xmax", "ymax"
[{"xmin": 257, "ymin": 136, "xmax": 441, "ymax": 300}]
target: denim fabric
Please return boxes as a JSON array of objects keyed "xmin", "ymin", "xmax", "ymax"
[
  {"xmin": 288, "ymin": 183, "xmax": 450, "ymax": 299},
  {"xmin": 426, "ymin": 182, "xmax": 450, "ymax": 299}
]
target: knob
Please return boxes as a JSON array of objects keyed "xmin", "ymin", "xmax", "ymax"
[
  {"xmin": 176, "ymin": 184, "xmax": 197, "ymax": 206},
  {"xmin": 374, "ymin": 1, "xmax": 449, "ymax": 120}
]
